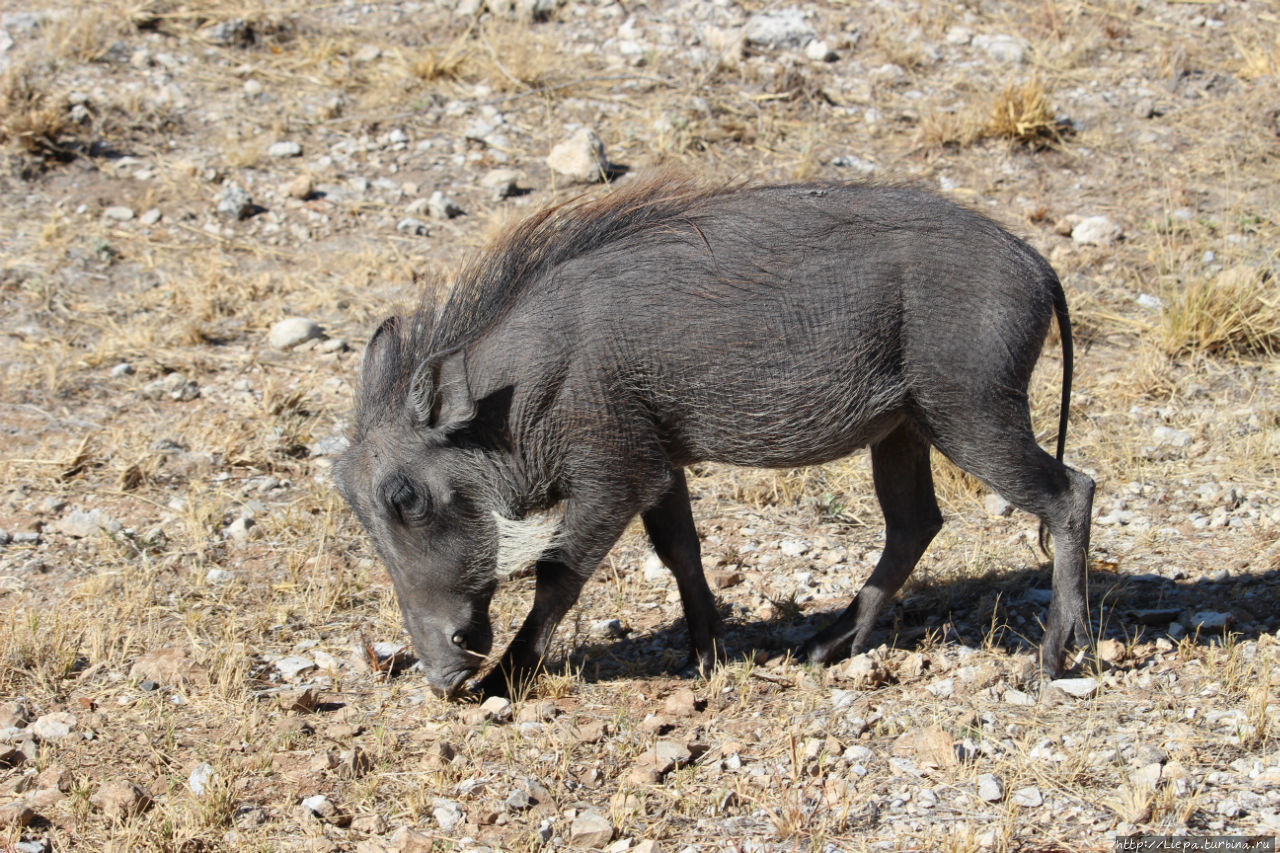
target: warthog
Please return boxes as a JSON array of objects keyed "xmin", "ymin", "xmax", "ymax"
[{"xmin": 336, "ymin": 177, "xmax": 1094, "ymax": 697}]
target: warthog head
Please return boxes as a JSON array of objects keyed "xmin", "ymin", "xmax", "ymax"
[{"xmin": 334, "ymin": 316, "xmax": 520, "ymax": 697}]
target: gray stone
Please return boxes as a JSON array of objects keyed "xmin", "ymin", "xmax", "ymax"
[
  {"xmin": 139, "ymin": 208, "xmax": 163, "ymax": 225},
  {"xmin": 268, "ymin": 317, "xmax": 323, "ymax": 350},
  {"xmin": 481, "ymin": 169, "xmax": 522, "ymax": 201},
  {"xmin": 547, "ymin": 128, "xmax": 611, "ymax": 183},
  {"xmin": 205, "ymin": 568, "xmax": 233, "ymax": 584},
  {"xmin": 203, "ymin": 18, "xmax": 251, "ymax": 46},
  {"xmin": 428, "ymin": 190, "xmax": 463, "ymax": 219},
  {"xmin": 215, "ymin": 184, "xmax": 253, "ymax": 220},
  {"xmin": 141, "ymin": 372, "xmax": 200, "ymax": 401},
  {"xmin": 977, "ymin": 773, "xmax": 1004, "ymax": 802},
  {"xmin": 110, "ymin": 362, "xmax": 135, "ymax": 377},
  {"xmin": 744, "ymin": 9, "xmax": 815, "ymax": 48},
  {"xmin": 831, "ymin": 154, "xmax": 877, "ymax": 176},
  {"xmin": 1071, "ymin": 216, "xmax": 1123, "ymax": 246},
  {"xmin": 397, "ymin": 217, "xmax": 428, "ymax": 236},
  {"xmin": 591, "ymin": 618, "xmax": 625, "ymax": 638},
  {"xmin": 570, "ymin": 810, "xmax": 614, "ymax": 847},
  {"xmin": 103, "ymin": 205, "xmax": 135, "ymax": 222}
]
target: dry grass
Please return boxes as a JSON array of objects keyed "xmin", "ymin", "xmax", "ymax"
[
  {"xmin": 1159, "ymin": 264, "xmax": 1280, "ymax": 358},
  {"xmin": 0, "ymin": 68, "xmax": 73, "ymax": 159},
  {"xmin": 1235, "ymin": 32, "xmax": 1280, "ymax": 79},
  {"xmin": 983, "ymin": 76, "xmax": 1062, "ymax": 149}
]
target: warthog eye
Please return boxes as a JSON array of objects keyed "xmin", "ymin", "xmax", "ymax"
[{"xmin": 380, "ymin": 474, "xmax": 431, "ymax": 525}]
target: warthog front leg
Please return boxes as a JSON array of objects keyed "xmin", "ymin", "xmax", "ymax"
[{"xmin": 642, "ymin": 468, "xmax": 722, "ymax": 673}]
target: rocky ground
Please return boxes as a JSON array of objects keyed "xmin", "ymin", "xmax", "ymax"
[{"xmin": 1, "ymin": 0, "xmax": 1279, "ymax": 851}]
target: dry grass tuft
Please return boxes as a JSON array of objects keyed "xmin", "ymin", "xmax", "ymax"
[
  {"xmin": 1159, "ymin": 264, "xmax": 1280, "ymax": 358},
  {"xmin": 1235, "ymin": 32, "xmax": 1280, "ymax": 79},
  {"xmin": 409, "ymin": 34, "xmax": 471, "ymax": 83},
  {"xmin": 984, "ymin": 76, "xmax": 1062, "ymax": 149},
  {"xmin": 0, "ymin": 69, "xmax": 74, "ymax": 160}
]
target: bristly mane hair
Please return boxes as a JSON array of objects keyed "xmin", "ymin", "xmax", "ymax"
[{"xmin": 403, "ymin": 172, "xmax": 735, "ymax": 362}]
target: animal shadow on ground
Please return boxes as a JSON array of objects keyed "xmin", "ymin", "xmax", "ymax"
[{"xmin": 556, "ymin": 563, "xmax": 1280, "ymax": 686}]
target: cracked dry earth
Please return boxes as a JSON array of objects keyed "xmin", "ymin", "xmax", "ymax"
[{"xmin": 1, "ymin": 0, "xmax": 1279, "ymax": 851}]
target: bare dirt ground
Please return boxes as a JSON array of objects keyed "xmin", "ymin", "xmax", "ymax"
[{"xmin": 1, "ymin": 1, "xmax": 1279, "ymax": 851}]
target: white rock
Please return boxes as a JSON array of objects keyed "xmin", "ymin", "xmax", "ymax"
[
  {"xmin": 224, "ymin": 517, "xmax": 255, "ymax": 543},
  {"xmin": 1071, "ymin": 215, "xmax": 1123, "ymax": 246},
  {"xmin": 205, "ymin": 568, "xmax": 233, "ymax": 583},
  {"xmin": 275, "ymin": 655, "xmax": 317, "ymax": 681},
  {"xmin": 1189, "ymin": 611, "xmax": 1231, "ymax": 631},
  {"xmin": 744, "ymin": 9, "xmax": 815, "ymax": 48},
  {"xmin": 267, "ymin": 141, "xmax": 303, "ymax": 158},
  {"xmin": 977, "ymin": 773, "xmax": 1004, "ymax": 802},
  {"xmin": 479, "ymin": 695, "xmax": 513, "ymax": 722},
  {"xmin": 779, "ymin": 539, "xmax": 809, "ymax": 557},
  {"xmin": 427, "ymin": 190, "xmax": 463, "ymax": 219},
  {"xmin": 31, "ymin": 712, "xmax": 76, "ymax": 742},
  {"xmin": 139, "ymin": 208, "xmax": 162, "ymax": 225},
  {"xmin": 805, "ymin": 39, "xmax": 836, "ymax": 62},
  {"xmin": 54, "ymin": 508, "xmax": 122, "ymax": 538},
  {"xmin": 432, "ymin": 798, "xmax": 463, "ymax": 832},
  {"xmin": 1012, "ymin": 786, "xmax": 1043, "ymax": 807},
  {"xmin": 1050, "ymin": 677, "xmax": 1099, "ymax": 698},
  {"xmin": 1003, "ymin": 688, "xmax": 1034, "ymax": 706},
  {"xmin": 189, "ymin": 762, "xmax": 217, "ymax": 796},
  {"xmin": 925, "ymin": 677, "xmax": 955, "ymax": 698},
  {"xmin": 481, "ymin": 168, "xmax": 521, "ymax": 201},
  {"xmin": 301, "ymin": 794, "xmax": 335, "ymax": 819},
  {"xmin": 547, "ymin": 128, "xmax": 611, "ymax": 183},
  {"xmin": 591, "ymin": 618, "xmax": 625, "ymax": 638},
  {"xmin": 268, "ymin": 317, "xmax": 323, "ymax": 350},
  {"xmin": 103, "ymin": 205, "xmax": 135, "ymax": 222},
  {"xmin": 396, "ymin": 217, "xmax": 428, "ymax": 236},
  {"xmin": 984, "ymin": 493, "xmax": 1013, "ymax": 517},
  {"xmin": 1153, "ymin": 426, "xmax": 1193, "ymax": 448},
  {"xmin": 642, "ymin": 551, "xmax": 666, "ymax": 582},
  {"xmin": 1131, "ymin": 762, "xmax": 1163, "ymax": 789},
  {"xmin": 570, "ymin": 810, "xmax": 614, "ymax": 847},
  {"xmin": 972, "ymin": 33, "xmax": 1028, "ymax": 64}
]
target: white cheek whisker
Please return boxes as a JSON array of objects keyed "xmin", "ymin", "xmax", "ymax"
[{"xmin": 492, "ymin": 508, "xmax": 563, "ymax": 580}]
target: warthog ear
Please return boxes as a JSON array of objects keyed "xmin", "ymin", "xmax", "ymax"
[
  {"xmin": 358, "ymin": 316, "xmax": 403, "ymax": 407},
  {"xmin": 410, "ymin": 347, "xmax": 475, "ymax": 431}
]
